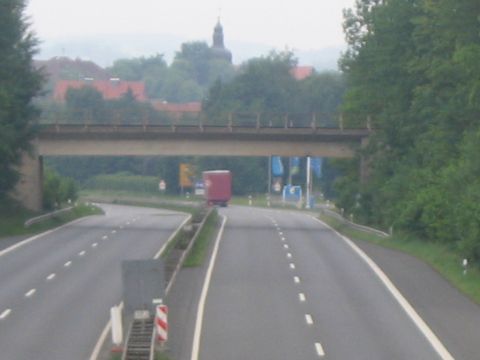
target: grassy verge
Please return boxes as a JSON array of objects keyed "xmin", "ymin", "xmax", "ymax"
[
  {"xmin": 80, "ymin": 190, "xmax": 202, "ymax": 215},
  {"xmin": 0, "ymin": 203, "xmax": 103, "ymax": 239},
  {"xmin": 183, "ymin": 210, "xmax": 219, "ymax": 267},
  {"xmin": 319, "ymin": 213, "xmax": 480, "ymax": 305}
]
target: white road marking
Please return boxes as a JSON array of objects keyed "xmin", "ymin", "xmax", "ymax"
[
  {"xmin": 284, "ymin": 244, "xmax": 289, "ymax": 249},
  {"xmin": 46, "ymin": 273, "xmax": 56, "ymax": 281},
  {"xmin": 191, "ymin": 216, "xmax": 228, "ymax": 360},
  {"xmin": 126, "ymin": 222, "xmax": 130, "ymax": 225},
  {"xmin": 111, "ymin": 230, "xmax": 116, "ymax": 234},
  {"xmin": 287, "ymin": 252, "xmax": 292, "ymax": 259},
  {"xmin": 294, "ymin": 276, "xmax": 300, "ymax": 284},
  {"xmin": 119, "ymin": 226, "xmax": 124, "ymax": 230},
  {"xmin": 64, "ymin": 261, "xmax": 72, "ymax": 267},
  {"xmin": 25, "ymin": 289, "xmax": 36, "ymax": 297},
  {"xmin": 299, "ymin": 293, "xmax": 306, "ymax": 302},
  {"xmin": 78, "ymin": 250, "xmax": 86, "ymax": 256},
  {"xmin": 310, "ymin": 215, "xmax": 455, "ymax": 360},
  {"xmin": 305, "ymin": 314, "xmax": 314, "ymax": 325},
  {"xmin": 0, "ymin": 309, "xmax": 12, "ymax": 320},
  {"xmin": 315, "ymin": 342, "xmax": 326, "ymax": 357},
  {"xmin": 92, "ymin": 243, "xmax": 98, "ymax": 248},
  {"xmin": 102, "ymin": 235, "xmax": 108, "ymax": 240},
  {"xmin": 289, "ymin": 263, "xmax": 296, "ymax": 270},
  {"xmin": 279, "ymin": 231, "xmax": 283, "ymax": 236},
  {"xmin": 281, "ymin": 237, "xmax": 286, "ymax": 242}
]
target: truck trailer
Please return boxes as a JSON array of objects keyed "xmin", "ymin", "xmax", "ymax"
[{"xmin": 203, "ymin": 170, "xmax": 232, "ymax": 207}]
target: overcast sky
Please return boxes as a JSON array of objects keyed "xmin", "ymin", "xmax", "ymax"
[{"xmin": 26, "ymin": 0, "xmax": 356, "ymax": 51}]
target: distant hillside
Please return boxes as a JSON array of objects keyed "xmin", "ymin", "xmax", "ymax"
[{"xmin": 35, "ymin": 34, "xmax": 344, "ymax": 71}]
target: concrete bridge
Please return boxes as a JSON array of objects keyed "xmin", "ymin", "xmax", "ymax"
[{"xmin": 16, "ymin": 120, "xmax": 371, "ymax": 211}]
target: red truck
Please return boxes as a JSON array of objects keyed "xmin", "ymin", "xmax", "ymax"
[{"xmin": 203, "ymin": 170, "xmax": 232, "ymax": 207}]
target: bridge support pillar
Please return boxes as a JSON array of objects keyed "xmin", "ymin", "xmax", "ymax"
[
  {"xmin": 14, "ymin": 144, "xmax": 43, "ymax": 212},
  {"xmin": 360, "ymin": 137, "xmax": 370, "ymax": 184}
]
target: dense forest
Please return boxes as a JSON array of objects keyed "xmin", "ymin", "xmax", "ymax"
[{"xmin": 336, "ymin": 0, "xmax": 480, "ymax": 260}]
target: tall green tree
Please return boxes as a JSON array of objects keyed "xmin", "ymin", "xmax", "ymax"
[{"xmin": 0, "ymin": 0, "xmax": 43, "ymax": 202}]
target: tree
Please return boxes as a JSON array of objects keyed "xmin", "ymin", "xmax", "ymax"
[
  {"xmin": 65, "ymin": 86, "xmax": 105, "ymax": 123},
  {"xmin": 0, "ymin": 0, "xmax": 43, "ymax": 203}
]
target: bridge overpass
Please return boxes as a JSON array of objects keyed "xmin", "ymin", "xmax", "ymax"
[{"xmin": 16, "ymin": 120, "xmax": 371, "ymax": 211}]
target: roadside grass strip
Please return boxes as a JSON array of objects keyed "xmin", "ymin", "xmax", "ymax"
[{"xmin": 184, "ymin": 210, "xmax": 219, "ymax": 267}]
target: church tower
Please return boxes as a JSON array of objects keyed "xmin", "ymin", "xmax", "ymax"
[{"xmin": 211, "ymin": 19, "xmax": 232, "ymax": 64}]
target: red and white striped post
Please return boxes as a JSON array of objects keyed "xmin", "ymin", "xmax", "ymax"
[{"xmin": 155, "ymin": 305, "xmax": 168, "ymax": 343}]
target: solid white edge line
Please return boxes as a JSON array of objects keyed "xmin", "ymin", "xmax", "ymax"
[
  {"xmin": 191, "ymin": 215, "xmax": 228, "ymax": 360},
  {"xmin": 153, "ymin": 215, "xmax": 192, "ymax": 260},
  {"xmin": 0, "ymin": 216, "xmax": 91, "ymax": 258},
  {"xmin": 0, "ymin": 309, "xmax": 12, "ymax": 320},
  {"xmin": 315, "ymin": 342, "xmax": 325, "ymax": 357},
  {"xmin": 309, "ymin": 215, "xmax": 454, "ymax": 360},
  {"xmin": 89, "ymin": 213, "xmax": 191, "ymax": 360},
  {"xmin": 305, "ymin": 314, "xmax": 314, "ymax": 325}
]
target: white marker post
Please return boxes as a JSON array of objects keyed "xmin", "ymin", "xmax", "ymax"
[
  {"xmin": 306, "ymin": 156, "xmax": 311, "ymax": 209},
  {"xmin": 110, "ymin": 306, "xmax": 123, "ymax": 352}
]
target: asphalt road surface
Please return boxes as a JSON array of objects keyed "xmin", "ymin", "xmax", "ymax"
[
  {"xmin": 0, "ymin": 204, "xmax": 187, "ymax": 360},
  {"xmin": 197, "ymin": 206, "xmax": 453, "ymax": 360}
]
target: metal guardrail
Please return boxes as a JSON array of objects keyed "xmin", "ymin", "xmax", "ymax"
[
  {"xmin": 319, "ymin": 207, "xmax": 390, "ymax": 238},
  {"xmin": 24, "ymin": 207, "xmax": 74, "ymax": 227}
]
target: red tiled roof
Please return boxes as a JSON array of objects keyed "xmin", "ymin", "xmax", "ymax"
[
  {"xmin": 290, "ymin": 66, "xmax": 314, "ymax": 80},
  {"xmin": 150, "ymin": 101, "xmax": 202, "ymax": 114},
  {"xmin": 53, "ymin": 80, "xmax": 147, "ymax": 101}
]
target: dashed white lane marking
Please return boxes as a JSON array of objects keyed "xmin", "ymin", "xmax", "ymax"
[
  {"xmin": 119, "ymin": 226, "xmax": 124, "ymax": 230},
  {"xmin": 92, "ymin": 243, "xmax": 98, "ymax": 248},
  {"xmin": 289, "ymin": 263, "xmax": 296, "ymax": 270},
  {"xmin": 305, "ymin": 314, "xmax": 314, "ymax": 325},
  {"xmin": 299, "ymin": 293, "xmax": 306, "ymax": 302},
  {"xmin": 294, "ymin": 276, "xmax": 300, "ymax": 284},
  {"xmin": 126, "ymin": 222, "xmax": 130, "ymax": 225},
  {"xmin": 46, "ymin": 273, "xmax": 56, "ymax": 281},
  {"xmin": 279, "ymin": 231, "xmax": 283, "ymax": 236},
  {"xmin": 0, "ymin": 309, "xmax": 12, "ymax": 320},
  {"xmin": 283, "ymin": 244, "xmax": 289, "ymax": 249},
  {"xmin": 78, "ymin": 250, "xmax": 86, "ymax": 256},
  {"xmin": 25, "ymin": 289, "xmax": 36, "ymax": 298},
  {"xmin": 111, "ymin": 230, "xmax": 116, "ymax": 234},
  {"xmin": 315, "ymin": 342, "xmax": 326, "ymax": 357},
  {"xmin": 287, "ymin": 252, "xmax": 292, "ymax": 259},
  {"xmin": 102, "ymin": 235, "xmax": 108, "ymax": 240},
  {"xmin": 64, "ymin": 261, "xmax": 72, "ymax": 267},
  {"xmin": 281, "ymin": 237, "xmax": 286, "ymax": 242}
]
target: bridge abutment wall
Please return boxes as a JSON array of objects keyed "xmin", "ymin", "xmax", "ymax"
[{"xmin": 14, "ymin": 144, "xmax": 43, "ymax": 212}]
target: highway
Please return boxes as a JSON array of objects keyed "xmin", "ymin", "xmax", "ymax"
[
  {"xmin": 0, "ymin": 204, "xmax": 188, "ymax": 360},
  {"xmin": 196, "ymin": 206, "xmax": 450, "ymax": 360}
]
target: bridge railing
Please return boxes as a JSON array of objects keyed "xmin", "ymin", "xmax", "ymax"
[{"xmin": 37, "ymin": 109, "xmax": 373, "ymax": 130}]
